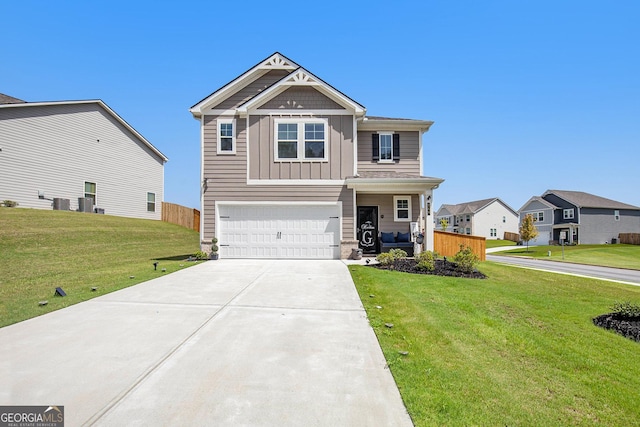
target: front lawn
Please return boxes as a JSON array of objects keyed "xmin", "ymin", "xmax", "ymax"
[
  {"xmin": 485, "ymin": 239, "xmax": 517, "ymax": 249},
  {"xmin": 349, "ymin": 262, "xmax": 640, "ymax": 426},
  {"xmin": 495, "ymin": 244, "xmax": 640, "ymax": 270},
  {"xmin": 0, "ymin": 208, "xmax": 201, "ymax": 327}
]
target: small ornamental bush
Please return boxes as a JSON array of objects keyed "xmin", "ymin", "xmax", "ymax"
[
  {"xmin": 415, "ymin": 250, "xmax": 436, "ymax": 271},
  {"xmin": 2, "ymin": 200, "xmax": 18, "ymax": 207},
  {"xmin": 611, "ymin": 301, "xmax": 640, "ymax": 318},
  {"xmin": 194, "ymin": 250, "xmax": 209, "ymax": 260},
  {"xmin": 376, "ymin": 252, "xmax": 395, "ymax": 266},
  {"xmin": 389, "ymin": 248, "xmax": 408, "ymax": 260},
  {"xmin": 453, "ymin": 245, "xmax": 479, "ymax": 274}
]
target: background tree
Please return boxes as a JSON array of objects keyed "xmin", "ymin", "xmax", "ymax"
[
  {"xmin": 440, "ymin": 218, "xmax": 449, "ymax": 232},
  {"xmin": 519, "ymin": 214, "xmax": 539, "ymax": 252}
]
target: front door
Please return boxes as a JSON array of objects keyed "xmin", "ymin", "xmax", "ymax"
[{"xmin": 357, "ymin": 206, "xmax": 378, "ymax": 254}]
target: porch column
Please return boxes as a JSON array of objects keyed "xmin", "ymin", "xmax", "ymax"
[{"xmin": 424, "ymin": 190, "xmax": 435, "ymax": 251}]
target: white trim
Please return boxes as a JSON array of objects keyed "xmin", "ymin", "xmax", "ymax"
[
  {"xmin": 238, "ymin": 67, "xmax": 365, "ymax": 115},
  {"xmin": 203, "ymin": 109, "xmax": 241, "ymax": 116},
  {"xmin": 352, "ymin": 115, "xmax": 358, "ymax": 176},
  {"xmin": 257, "ymin": 109, "xmax": 350, "ymax": 116},
  {"xmin": 199, "ymin": 116, "xmax": 205, "ymax": 242},
  {"xmin": 273, "ymin": 117, "xmax": 329, "ymax": 162},
  {"xmin": 247, "ymin": 179, "xmax": 345, "ymax": 186},
  {"xmin": 377, "ymin": 132, "xmax": 394, "ymax": 162},
  {"xmin": 245, "ymin": 115, "xmax": 251, "ymax": 184},
  {"xmin": 394, "ymin": 195, "xmax": 412, "ymax": 222},
  {"xmin": 216, "ymin": 118, "xmax": 236, "ymax": 154},
  {"xmin": 419, "ymin": 131, "xmax": 424, "ymax": 175}
]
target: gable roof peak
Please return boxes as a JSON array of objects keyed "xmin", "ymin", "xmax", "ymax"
[{"xmin": 261, "ymin": 52, "xmax": 298, "ymax": 70}]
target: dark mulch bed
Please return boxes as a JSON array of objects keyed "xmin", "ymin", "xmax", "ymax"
[
  {"xmin": 370, "ymin": 258, "xmax": 487, "ymax": 279},
  {"xmin": 593, "ymin": 314, "xmax": 640, "ymax": 342}
]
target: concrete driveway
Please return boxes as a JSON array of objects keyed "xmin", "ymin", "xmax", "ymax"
[{"xmin": 0, "ymin": 260, "xmax": 412, "ymax": 427}]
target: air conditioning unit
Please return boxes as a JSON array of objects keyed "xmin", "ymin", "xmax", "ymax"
[
  {"xmin": 53, "ymin": 198, "xmax": 70, "ymax": 211},
  {"xmin": 78, "ymin": 197, "xmax": 94, "ymax": 213}
]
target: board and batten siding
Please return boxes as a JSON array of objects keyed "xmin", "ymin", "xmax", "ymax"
[
  {"xmin": 356, "ymin": 130, "xmax": 421, "ymax": 175},
  {"xmin": 0, "ymin": 103, "xmax": 164, "ymax": 219},
  {"xmin": 201, "ymin": 114, "xmax": 354, "ymax": 242},
  {"xmin": 248, "ymin": 115, "xmax": 354, "ymax": 180}
]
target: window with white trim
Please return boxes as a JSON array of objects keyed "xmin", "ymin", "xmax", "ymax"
[
  {"xmin": 393, "ymin": 196, "xmax": 412, "ymax": 222},
  {"xmin": 490, "ymin": 228, "xmax": 497, "ymax": 237},
  {"xmin": 217, "ymin": 119, "xmax": 236, "ymax": 154},
  {"xmin": 530, "ymin": 211, "xmax": 543, "ymax": 222},
  {"xmin": 466, "ymin": 227, "xmax": 471, "ymax": 235},
  {"xmin": 147, "ymin": 192, "xmax": 156, "ymax": 212},
  {"xmin": 275, "ymin": 119, "xmax": 327, "ymax": 161},
  {"xmin": 84, "ymin": 181, "xmax": 96, "ymax": 205},
  {"xmin": 380, "ymin": 133, "xmax": 392, "ymax": 161},
  {"xmin": 563, "ymin": 208, "xmax": 574, "ymax": 219}
]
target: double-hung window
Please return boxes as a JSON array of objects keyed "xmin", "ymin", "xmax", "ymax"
[
  {"xmin": 147, "ymin": 192, "xmax": 156, "ymax": 212},
  {"xmin": 563, "ymin": 208, "xmax": 574, "ymax": 220},
  {"xmin": 84, "ymin": 181, "xmax": 96, "ymax": 205},
  {"xmin": 275, "ymin": 119, "xmax": 327, "ymax": 161},
  {"xmin": 217, "ymin": 119, "xmax": 236, "ymax": 154},
  {"xmin": 394, "ymin": 196, "xmax": 411, "ymax": 222},
  {"xmin": 380, "ymin": 133, "xmax": 392, "ymax": 161}
]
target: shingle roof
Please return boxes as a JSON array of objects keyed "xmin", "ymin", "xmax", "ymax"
[
  {"xmin": 0, "ymin": 93, "xmax": 26, "ymax": 104},
  {"xmin": 544, "ymin": 190, "xmax": 639, "ymax": 210},
  {"xmin": 440, "ymin": 198, "xmax": 501, "ymax": 215}
]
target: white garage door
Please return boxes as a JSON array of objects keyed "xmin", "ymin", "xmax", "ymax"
[{"xmin": 218, "ymin": 204, "xmax": 341, "ymax": 259}]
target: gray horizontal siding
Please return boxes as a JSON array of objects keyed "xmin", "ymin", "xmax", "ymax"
[
  {"xmin": 212, "ymin": 70, "xmax": 290, "ymax": 110},
  {"xmin": 257, "ymin": 87, "xmax": 345, "ymax": 110},
  {"xmin": 356, "ymin": 130, "xmax": 420, "ymax": 175},
  {"xmin": 0, "ymin": 104, "xmax": 163, "ymax": 219},
  {"xmin": 356, "ymin": 193, "xmax": 420, "ymax": 235}
]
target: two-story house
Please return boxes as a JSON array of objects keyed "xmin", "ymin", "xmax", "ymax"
[
  {"xmin": 435, "ymin": 198, "xmax": 519, "ymax": 239},
  {"xmin": 190, "ymin": 53, "xmax": 444, "ymax": 259},
  {"xmin": 0, "ymin": 94, "xmax": 167, "ymax": 219},
  {"xmin": 519, "ymin": 190, "xmax": 640, "ymax": 245}
]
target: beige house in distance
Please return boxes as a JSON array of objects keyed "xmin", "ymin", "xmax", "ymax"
[{"xmin": 190, "ymin": 52, "xmax": 444, "ymax": 259}]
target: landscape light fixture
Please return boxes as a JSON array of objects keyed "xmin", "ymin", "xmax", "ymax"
[
  {"xmin": 153, "ymin": 262, "xmax": 158, "ymax": 270},
  {"xmin": 54, "ymin": 287, "xmax": 66, "ymax": 297}
]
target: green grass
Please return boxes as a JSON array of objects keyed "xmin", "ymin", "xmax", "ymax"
[
  {"xmin": 485, "ymin": 239, "xmax": 517, "ymax": 248},
  {"xmin": 495, "ymin": 244, "xmax": 640, "ymax": 270},
  {"xmin": 350, "ymin": 263, "xmax": 640, "ymax": 426},
  {"xmin": 0, "ymin": 208, "xmax": 201, "ymax": 327}
]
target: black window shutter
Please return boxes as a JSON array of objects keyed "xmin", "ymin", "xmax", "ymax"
[
  {"xmin": 372, "ymin": 134, "xmax": 379, "ymax": 161},
  {"xmin": 393, "ymin": 133, "xmax": 400, "ymax": 161}
]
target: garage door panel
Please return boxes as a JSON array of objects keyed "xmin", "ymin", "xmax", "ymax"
[{"xmin": 218, "ymin": 205, "xmax": 340, "ymax": 259}]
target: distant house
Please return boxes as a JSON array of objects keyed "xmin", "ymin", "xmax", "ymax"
[
  {"xmin": 190, "ymin": 52, "xmax": 444, "ymax": 259},
  {"xmin": 435, "ymin": 197, "xmax": 519, "ymax": 239},
  {"xmin": 0, "ymin": 94, "xmax": 168, "ymax": 219},
  {"xmin": 518, "ymin": 190, "xmax": 640, "ymax": 245}
]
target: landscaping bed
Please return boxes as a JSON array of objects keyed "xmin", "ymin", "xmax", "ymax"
[
  {"xmin": 593, "ymin": 314, "xmax": 640, "ymax": 342},
  {"xmin": 370, "ymin": 258, "xmax": 487, "ymax": 279}
]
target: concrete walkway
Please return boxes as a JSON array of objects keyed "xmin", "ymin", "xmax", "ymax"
[{"xmin": 0, "ymin": 260, "xmax": 412, "ymax": 427}]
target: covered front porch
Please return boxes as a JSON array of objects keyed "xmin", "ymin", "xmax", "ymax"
[
  {"xmin": 552, "ymin": 223, "xmax": 579, "ymax": 245},
  {"xmin": 346, "ymin": 172, "xmax": 444, "ymax": 257}
]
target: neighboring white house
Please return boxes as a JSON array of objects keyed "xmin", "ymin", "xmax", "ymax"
[
  {"xmin": 0, "ymin": 94, "xmax": 168, "ymax": 219},
  {"xmin": 435, "ymin": 197, "xmax": 519, "ymax": 240}
]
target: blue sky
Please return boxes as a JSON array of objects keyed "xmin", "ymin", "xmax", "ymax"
[{"xmin": 2, "ymin": 1, "xmax": 639, "ymax": 211}]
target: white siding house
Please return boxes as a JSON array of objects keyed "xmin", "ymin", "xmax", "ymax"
[
  {"xmin": 0, "ymin": 97, "xmax": 167, "ymax": 219},
  {"xmin": 435, "ymin": 197, "xmax": 519, "ymax": 239}
]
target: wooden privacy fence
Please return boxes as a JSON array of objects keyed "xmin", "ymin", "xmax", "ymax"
[
  {"xmin": 619, "ymin": 233, "xmax": 640, "ymax": 245},
  {"xmin": 504, "ymin": 231, "xmax": 520, "ymax": 242},
  {"xmin": 434, "ymin": 231, "xmax": 486, "ymax": 261},
  {"xmin": 162, "ymin": 202, "xmax": 200, "ymax": 232}
]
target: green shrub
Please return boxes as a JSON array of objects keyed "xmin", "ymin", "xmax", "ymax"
[
  {"xmin": 389, "ymin": 248, "xmax": 408, "ymax": 260},
  {"xmin": 376, "ymin": 252, "xmax": 395, "ymax": 266},
  {"xmin": 611, "ymin": 301, "xmax": 640, "ymax": 318},
  {"xmin": 2, "ymin": 200, "xmax": 18, "ymax": 207},
  {"xmin": 416, "ymin": 250, "xmax": 436, "ymax": 271},
  {"xmin": 453, "ymin": 245, "xmax": 479, "ymax": 273},
  {"xmin": 194, "ymin": 250, "xmax": 209, "ymax": 260}
]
